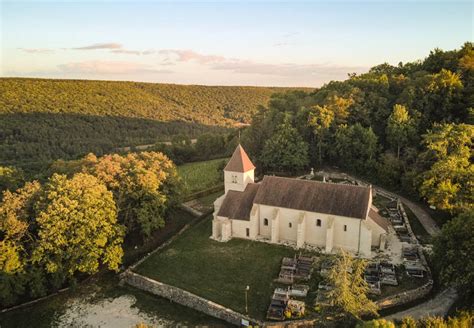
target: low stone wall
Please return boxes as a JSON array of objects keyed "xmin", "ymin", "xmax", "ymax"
[
  {"xmin": 122, "ymin": 270, "xmax": 260, "ymax": 326},
  {"xmin": 376, "ymin": 280, "xmax": 433, "ymax": 309}
]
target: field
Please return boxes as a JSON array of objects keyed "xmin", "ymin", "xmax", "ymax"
[
  {"xmin": 177, "ymin": 158, "xmax": 227, "ymax": 194},
  {"xmin": 135, "ymin": 217, "xmax": 299, "ymax": 319}
]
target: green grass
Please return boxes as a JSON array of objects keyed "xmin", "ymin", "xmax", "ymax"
[
  {"xmin": 403, "ymin": 204, "xmax": 432, "ymax": 244},
  {"xmin": 135, "ymin": 217, "xmax": 298, "ymax": 319},
  {"xmin": 372, "ymin": 195, "xmax": 394, "ymax": 210},
  {"xmin": 178, "ymin": 158, "xmax": 227, "ymax": 194},
  {"xmin": 197, "ymin": 191, "xmax": 224, "ymax": 206}
]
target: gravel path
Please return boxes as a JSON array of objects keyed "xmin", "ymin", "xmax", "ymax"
[{"xmin": 384, "ymin": 287, "xmax": 458, "ymax": 320}]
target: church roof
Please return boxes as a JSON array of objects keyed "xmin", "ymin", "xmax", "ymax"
[
  {"xmin": 253, "ymin": 176, "xmax": 371, "ymax": 220},
  {"xmin": 224, "ymin": 144, "xmax": 256, "ymax": 173},
  {"xmin": 217, "ymin": 183, "xmax": 260, "ymax": 220},
  {"xmin": 369, "ymin": 208, "xmax": 389, "ymax": 232}
]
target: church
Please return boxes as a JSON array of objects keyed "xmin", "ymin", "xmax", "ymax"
[{"xmin": 211, "ymin": 145, "xmax": 389, "ymax": 257}]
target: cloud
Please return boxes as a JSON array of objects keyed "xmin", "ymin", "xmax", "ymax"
[
  {"xmin": 211, "ymin": 61, "xmax": 356, "ymax": 77},
  {"xmin": 73, "ymin": 43, "xmax": 123, "ymax": 50},
  {"xmin": 159, "ymin": 49, "xmax": 227, "ymax": 64},
  {"xmin": 18, "ymin": 48, "xmax": 54, "ymax": 54},
  {"xmin": 110, "ymin": 49, "xmax": 142, "ymax": 55},
  {"xmin": 58, "ymin": 60, "xmax": 173, "ymax": 75}
]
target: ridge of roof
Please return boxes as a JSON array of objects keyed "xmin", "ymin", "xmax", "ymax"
[{"xmin": 224, "ymin": 144, "xmax": 256, "ymax": 173}]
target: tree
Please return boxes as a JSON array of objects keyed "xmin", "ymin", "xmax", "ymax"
[
  {"xmin": 31, "ymin": 173, "xmax": 124, "ymax": 286},
  {"xmin": 260, "ymin": 116, "xmax": 309, "ymax": 172},
  {"xmin": 386, "ymin": 104, "xmax": 415, "ymax": 159},
  {"xmin": 376, "ymin": 152, "xmax": 404, "ymax": 188},
  {"xmin": 357, "ymin": 319, "xmax": 395, "ymax": 328},
  {"xmin": 308, "ymin": 105, "xmax": 334, "ymax": 165},
  {"xmin": 326, "ymin": 250, "xmax": 378, "ymax": 319},
  {"xmin": 432, "ymin": 211, "xmax": 474, "ymax": 300},
  {"xmin": 332, "ymin": 124, "xmax": 379, "ymax": 174},
  {"xmin": 0, "ymin": 181, "xmax": 41, "ymax": 305},
  {"xmin": 0, "ymin": 166, "xmax": 25, "ymax": 196},
  {"xmin": 83, "ymin": 152, "xmax": 182, "ymax": 237},
  {"xmin": 419, "ymin": 123, "xmax": 473, "ymax": 214}
]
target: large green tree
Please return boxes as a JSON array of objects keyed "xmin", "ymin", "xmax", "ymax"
[
  {"xmin": 83, "ymin": 152, "xmax": 182, "ymax": 237},
  {"xmin": 432, "ymin": 210, "xmax": 474, "ymax": 300},
  {"xmin": 332, "ymin": 123, "xmax": 379, "ymax": 174},
  {"xmin": 419, "ymin": 123, "xmax": 473, "ymax": 214},
  {"xmin": 308, "ymin": 105, "xmax": 334, "ymax": 165},
  {"xmin": 386, "ymin": 104, "xmax": 416, "ymax": 159},
  {"xmin": 260, "ymin": 116, "xmax": 309, "ymax": 172},
  {"xmin": 326, "ymin": 250, "xmax": 378, "ymax": 319},
  {"xmin": 31, "ymin": 173, "xmax": 124, "ymax": 283},
  {"xmin": 0, "ymin": 182, "xmax": 41, "ymax": 305}
]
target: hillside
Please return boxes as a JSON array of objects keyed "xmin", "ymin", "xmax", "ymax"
[
  {"xmin": 0, "ymin": 78, "xmax": 309, "ymax": 125},
  {"xmin": 0, "ymin": 78, "xmax": 310, "ymax": 168}
]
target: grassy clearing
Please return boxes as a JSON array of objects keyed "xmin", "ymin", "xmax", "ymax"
[
  {"xmin": 135, "ymin": 217, "xmax": 300, "ymax": 319},
  {"xmin": 177, "ymin": 158, "xmax": 227, "ymax": 194}
]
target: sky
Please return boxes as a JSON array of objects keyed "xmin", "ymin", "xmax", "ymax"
[{"xmin": 0, "ymin": 0, "xmax": 472, "ymax": 87}]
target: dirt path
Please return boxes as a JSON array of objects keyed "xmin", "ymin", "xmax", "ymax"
[{"xmin": 384, "ymin": 287, "xmax": 458, "ymax": 320}]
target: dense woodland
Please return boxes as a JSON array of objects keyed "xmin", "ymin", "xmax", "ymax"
[
  {"xmin": 241, "ymin": 43, "xmax": 473, "ymax": 214},
  {"xmin": 0, "ymin": 79, "xmax": 306, "ymax": 170},
  {"xmin": 0, "ymin": 151, "xmax": 182, "ymax": 306}
]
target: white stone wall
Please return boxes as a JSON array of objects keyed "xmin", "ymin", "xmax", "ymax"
[
  {"xmin": 224, "ymin": 170, "xmax": 254, "ymax": 193},
  {"xmin": 256, "ymin": 204, "xmax": 372, "ymax": 255},
  {"xmin": 231, "ymin": 219, "xmax": 251, "ymax": 239},
  {"xmin": 365, "ymin": 216, "xmax": 386, "ymax": 247}
]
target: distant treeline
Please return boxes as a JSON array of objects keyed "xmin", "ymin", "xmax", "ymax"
[{"xmin": 0, "ymin": 78, "xmax": 306, "ymax": 171}]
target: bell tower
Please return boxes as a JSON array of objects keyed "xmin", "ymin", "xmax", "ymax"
[{"xmin": 224, "ymin": 144, "xmax": 255, "ymax": 193}]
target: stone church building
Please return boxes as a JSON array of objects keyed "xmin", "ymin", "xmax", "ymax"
[{"xmin": 211, "ymin": 145, "xmax": 388, "ymax": 257}]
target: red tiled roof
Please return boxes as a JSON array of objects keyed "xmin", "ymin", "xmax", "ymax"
[{"xmin": 224, "ymin": 144, "xmax": 256, "ymax": 172}]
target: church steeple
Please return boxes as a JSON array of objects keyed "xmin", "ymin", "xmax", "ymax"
[
  {"xmin": 224, "ymin": 144, "xmax": 255, "ymax": 193},
  {"xmin": 224, "ymin": 144, "xmax": 255, "ymax": 173}
]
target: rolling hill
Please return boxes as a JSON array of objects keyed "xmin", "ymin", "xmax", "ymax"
[{"xmin": 0, "ymin": 78, "xmax": 311, "ymax": 168}]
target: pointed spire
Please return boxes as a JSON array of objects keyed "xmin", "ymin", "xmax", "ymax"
[{"xmin": 224, "ymin": 144, "xmax": 256, "ymax": 172}]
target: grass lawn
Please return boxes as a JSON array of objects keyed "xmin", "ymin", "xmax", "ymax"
[
  {"xmin": 178, "ymin": 158, "xmax": 227, "ymax": 194},
  {"xmin": 135, "ymin": 217, "xmax": 299, "ymax": 320}
]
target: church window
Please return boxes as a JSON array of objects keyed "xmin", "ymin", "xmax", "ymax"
[
  {"xmin": 246, "ymin": 228, "xmax": 250, "ymax": 237},
  {"xmin": 231, "ymin": 175, "xmax": 237, "ymax": 183},
  {"xmin": 344, "ymin": 225, "xmax": 347, "ymax": 232},
  {"xmin": 289, "ymin": 222, "xmax": 292, "ymax": 228},
  {"xmin": 316, "ymin": 219, "xmax": 321, "ymax": 227},
  {"xmin": 264, "ymin": 218, "xmax": 268, "ymax": 226}
]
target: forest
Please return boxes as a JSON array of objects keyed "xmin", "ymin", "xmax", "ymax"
[
  {"xmin": 241, "ymin": 42, "xmax": 473, "ymax": 214},
  {"xmin": 0, "ymin": 78, "xmax": 307, "ymax": 170}
]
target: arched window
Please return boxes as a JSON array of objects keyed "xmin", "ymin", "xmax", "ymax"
[
  {"xmin": 316, "ymin": 219, "xmax": 321, "ymax": 227},
  {"xmin": 264, "ymin": 218, "xmax": 268, "ymax": 226},
  {"xmin": 289, "ymin": 222, "xmax": 292, "ymax": 228},
  {"xmin": 344, "ymin": 225, "xmax": 347, "ymax": 232}
]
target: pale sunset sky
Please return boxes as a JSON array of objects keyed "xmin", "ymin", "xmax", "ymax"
[{"xmin": 1, "ymin": 0, "xmax": 472, "ymax": 87}]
